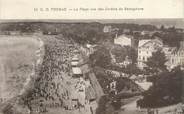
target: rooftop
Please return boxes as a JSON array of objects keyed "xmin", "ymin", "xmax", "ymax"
[
  {"xmin": 138, "ymin": 38, "xmax": 163, "ymax": 47},
  {"xmin": 72, "ymin": 67, "xmax": 82, "ymax": 75},
  {"xmin": 138, "ymin": 39, "xmax": 152, "ymax": 47},
  {"xmin": 71, "ymin": 61, "xmax": 79, "ymax": 66},
  {"xmin": 72, "ymin": 57, "xmax": 79, "ymax": 61},
  {"xmin": 115, "ymin": 34, "xmax": 133, "ymax": 39}
]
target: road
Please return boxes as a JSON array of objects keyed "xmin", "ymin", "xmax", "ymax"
[
  {"xmin": 119, "ymin": 96, "xmax": 147, "ymax": 114},
  {"xmin": 119, "ymin": 97, "xmax": 181, "ymax": 114},
  {"xmin": 135, "ymin": 81, "xmax": 152, "ymax": 91}
]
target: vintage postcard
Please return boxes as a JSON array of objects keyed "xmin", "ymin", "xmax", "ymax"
[{"xmin": 0, "ymin": 0, "xmax": 184, "ymax": 114}]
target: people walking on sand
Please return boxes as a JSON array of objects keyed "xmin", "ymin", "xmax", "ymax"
[{"xmin": 155, "ymin": 109, "xmax": 159, "ymax": 114}]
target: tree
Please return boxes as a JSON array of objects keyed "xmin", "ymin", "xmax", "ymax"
[
  {"xmin": 125, "ymin": 46, "xmax": 137, "ymax": 64},
  {"xmin": 124, "ymin": 63, "xmax": 142, "ymax": 75},
  {"xmin": 89, "ymin": 46, "xmax": 112, "ymax": 68},
  {"xmin": 111, "ymin": 45, "xmax": 127, "ymax": 63},
  {"xmin": 111, "ymin": 45, "xmax": 137, "ymax": 64},
  {"xmin": 160, "ymin": 25, "xmax": 165, "ymax": 31},
  {"xmin": 145, "ymin": 50, "xmax": 167, "ymax": 73},
  {"xmin": 137, "ymin": 68, "xmax": 183, "ymax": 108},
  {"xmin": 96, "ymin": 95, "xmax": 110, "ymax": 114}
]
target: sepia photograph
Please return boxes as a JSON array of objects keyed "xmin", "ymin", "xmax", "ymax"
[{"xmin": 0, "ymin": 19, "xmax": 183, "ymax": 114}]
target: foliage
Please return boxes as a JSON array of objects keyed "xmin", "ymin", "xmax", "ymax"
[
  {"xmin": 94, "ymin": 67, "xmax": 143, "ymax": 95},
  {"xmin": 145, "ymin": 50, "xmax": 167, "ymax": 73},
  {"xmin": 96, "ymin": 95, "xmax": 121, "ymax": 114},
  {"xmin": 111, "ymin": 45, "xmax": 137, "ymax": 64},
  {"xmin": 125, "ymin": 46, "xmax": 138, "ymax": 64},
  {"xmin": 89, "ymin": 46, "xmax": 112, "ymax": 69},
  {"xmin": 96, "ymin": 95, "xmax": 110, "ymax": 114},
  {"xmin": 93, "ymin": 67, "xmax": 113, "ymax": 94},
  {"xmin": 111, "ymin": 45, "xmax": 127, "ymax": 63},
  {"xmin": 124, "ymin": 63, "xmax": 143, "ymax": 75},
  {"xmin": 1, "ymin": 22, "xmax": 183, "ymax": 47},
  {"xmin": 153, "ymin": 26, "xmax": 183, "ymax": 47},
  {"xmin": 137, "ymin": 67, "xmax": 183, "ymax": 108}
]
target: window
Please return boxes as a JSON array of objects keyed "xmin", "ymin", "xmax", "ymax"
[
  {"xmin": 139, "ymin": 56, "xmax": 141, "ymax": 60},
  {"xmin": 143, "ymin": 57, "xmax": 145, "ymax": 61},
  {"xmin": 172, "ymin": 59, "xmax": 174, "ymax": 64},
  {"xmin": 145, "ymin": 57, "xmax": 147, "ymax": 61}
]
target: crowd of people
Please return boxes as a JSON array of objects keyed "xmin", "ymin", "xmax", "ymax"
[{"xmin": 23, "ymin": 35, "xmax": 80, "ymax": 113}]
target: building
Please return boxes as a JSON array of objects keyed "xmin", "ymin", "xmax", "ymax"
[
  {"xmin": 9, "ymin": 31, "xmax": 21, "ymax": 35},
  {"xmin": 80, "ymin": 44, "xmax": 98, "ymax": 57},
  {"xmin": 137, "ymin": 38, "xmax": 163, "ymax": 69},
  {"xmin": 114, "ymin": 34, "xmax": 135, "ymax": 47},
  {"xmin": 34, "ymin": 31, "xmax": 43, "ymax": 36},
  {"xmin": 71, "ymin": 61, "xmax": 79, "ymax": 67},
  {"xmin": 123, "ymin": 28, "xmax": 131, "ymax": 34},
  {"xmin": 162, "ymin": 46, "xmax": 177, "ymax": 69},
  {"xmin": 72, "ymin": 67, "xmax": 83, "ymax": 78},
  {"xmin": 109, "ymin": 80, "xmax": 117, "ymax": 95},
  {"xmin": 117, "ymin": 56, "xmax": 132, "ymax": 67},
  {"xmin": 103, "ymin": 25, "xmax": 119, "ymax": 34},
  {"xmin": 140, "ymin": 30, "xmax": 153, "ymax": 36},
  {"xmin": 165, "ymin": 41, "xmax": 184, "ymax": 69},
  {"xmin": 177, "ymin": 41, "xmax": 184, "ymax": 66},
  {"xmin": 176, "ymin": 28, "xmax": 184, "ymax": 33},
  {"xmin": 71, "ymin": 55, "xmax": 80, "ymax": 67},
  {"xmin": 103, "ymin": 25, "xmax": 112, "ymax": 33},
  {"xmin": 124, "ymin": 56, "xmax": 132, "ymax": 66},
  {"xmin": 138, "ymin": 36, "xmax": 184, "ymax": 70},
  {"xmin": 86, "ymin": 44, "xmax": 98, "ymax": 55}
]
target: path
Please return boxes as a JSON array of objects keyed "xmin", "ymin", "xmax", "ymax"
[{"xmin": 119, "ymin": 96, "xmax": 146, "ymax": 114}]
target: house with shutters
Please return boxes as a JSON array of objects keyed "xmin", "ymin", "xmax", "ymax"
[
  {"xmin": 114, "ymin": 34, "xmax": 135, "ymax": 48},
  {"xmin": 165, "ymin": 41, "xmax": 184, "ymax": 69},
  {"xmin": 137, "ymin": 38, "xmax": 163, "ymax": 69}
]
